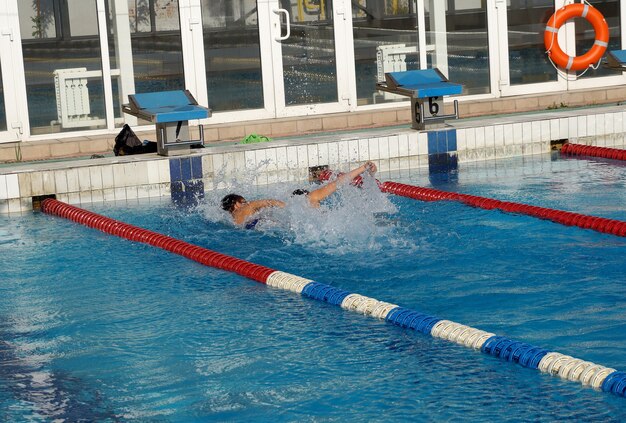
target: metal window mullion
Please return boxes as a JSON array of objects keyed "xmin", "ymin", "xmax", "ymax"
[
  {"xmin": 96, "ymin": 0, "xmax": 115, "ymax": 130},
  {"xmin": 417, "ymin": 0, "xmax": 427, "ymax": 69}
]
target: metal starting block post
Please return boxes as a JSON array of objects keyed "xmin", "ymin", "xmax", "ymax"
[
  {"xmin": 122, "ymin": 90, "xmax": 210, "ymax": 156},
  {"xmin": 376, "ymin": 69, "xmax": 462, "ymax": 130}
]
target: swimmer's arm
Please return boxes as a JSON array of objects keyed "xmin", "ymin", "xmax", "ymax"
[
  {"xmin": 232, "ymin": 199, "xmax": 285, "ymax": 225},
  {"xmin": 307, "ymin": 161, "xmax": 377, "ymax": 207},
  {"xmin": 338, "ymin": 161, "xmax": 377, "ymax": 183},
  {"xmin": 306, "ymin": 183, "xmax": 336, "ymax": 207}
]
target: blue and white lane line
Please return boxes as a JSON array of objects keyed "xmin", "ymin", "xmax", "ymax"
[{"xmin": 265, "ymin": 271, "xmax": 626, "ymax": 398}]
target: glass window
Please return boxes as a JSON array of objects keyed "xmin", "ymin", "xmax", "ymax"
[
  {"xmin": 352, "ymin": 0, "xmax": 419, "ymax": 106},
  {"xmin": 200, "ymin": 0, "xmax": 264, "ymax": 112},
  {"xmin": 429, "ymin": 0, "xmax": 490, "ymax": 95},
  {"xmin": 67, "ymin": 0, "xmax": 98, "ymax": 37},
  {"xmin": 507, "ymin": 0, "xmax": 556, "ymax": 85},
  {"xmin": 281, "ymin": 0, "xmax": 338, "ymax": 106},
  {"xmin": 18, "ymin": 0, "xmax": 56, "ymax": 40},
  {"xmin": 128, "ymin": 0, "xmax": 151, "ymax": 32},
  {"xmin": 18, "ymin": 0, "xmax": 107, "ymax": 135},
  {"xmin": 577, "ymin": 0, "xmax": 620, "ymax": 79},
  {"xmin": 128, "ymin": 0, "xmax": 185, "ymax": 94}
]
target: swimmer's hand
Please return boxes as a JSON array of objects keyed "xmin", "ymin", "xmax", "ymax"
[{"xmin": 365, "ymin": 161, "xmax": 377, "ymax": 175}]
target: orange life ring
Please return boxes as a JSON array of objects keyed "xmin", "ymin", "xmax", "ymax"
[{"xmin": 544, "ymin": 3, "xmax": 609, "ymax": 71}]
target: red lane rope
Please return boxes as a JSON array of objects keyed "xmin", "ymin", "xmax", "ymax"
[
  {"xmin": 561, "ymin": 143, "xmax": 626, "ymax": 161},
  {"xmin": 306, "ymin": 169, "xmax": 625, "ymax": 236},
  {"xmin": 40, "ymin": 198, "xmax": 276, "ymax": 283},
  {"xmin": 379, "ymin": 181, "xmax": 626, "ymax": 237}
]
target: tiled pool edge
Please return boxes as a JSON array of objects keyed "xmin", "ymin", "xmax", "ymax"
[{"xmin": 2, "ymin": 105, "xmax": 625, "ymax": 214}]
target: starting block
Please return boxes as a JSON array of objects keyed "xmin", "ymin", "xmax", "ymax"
[
  {"xmin": 122, "ymin": 90, "xmax": 210, "ymax": 156},
  {"xmin": 605, "ymin": 50, "xmax": 626, "ymax": 71},
  {"xmin": 376, "ymin": 68, "xmax": 462, "ymax": 130}
]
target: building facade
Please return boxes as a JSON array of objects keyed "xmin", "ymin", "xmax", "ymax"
[{"xmin": 0, "ymin": 0, "xmax": 624, "ymax": 145}]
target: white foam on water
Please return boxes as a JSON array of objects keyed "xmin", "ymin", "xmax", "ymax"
[{"xmin": 199, "ymin": 173, "xmax": 418, "ymax": 255}]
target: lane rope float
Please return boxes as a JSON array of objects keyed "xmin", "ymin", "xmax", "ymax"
[
  {"xmin": 561, "ymin": 142, "xmax": 626, "ymax": 161},
  {"xmin": 317, "ymin": 169, "xmax": 626, "ymax": 237},
  {"xmin": 40, "ymin": 198, "xmax": 626, "ymax": 398},
  {"xmin": 379, "ymin": 181, "xmax": 626, "ymax": 237},
  {"xmin": 544, "ymin": 2, "xmax": 609, "ymax": 72}
]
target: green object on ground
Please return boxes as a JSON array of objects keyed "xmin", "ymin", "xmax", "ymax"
[{"xmin": 241, "ymin": 133, "xmax": 272, "ymax": 144}]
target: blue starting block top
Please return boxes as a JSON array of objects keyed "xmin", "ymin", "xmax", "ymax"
[
  {"xmin": 605, "ymin": 49, "xmax": 626, "ymax": 70},
  {"xmin": 378, "ymin": 69, "xmax": 462, "ymax": 98},
  {"xmin": 125, "ymin": 90, "xmax": 209, "ymax": 123}
]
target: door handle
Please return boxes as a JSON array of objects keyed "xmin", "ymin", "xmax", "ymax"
[{"xmin": 273, "ymin": 8, "xmax": 291, "ymax": 41}]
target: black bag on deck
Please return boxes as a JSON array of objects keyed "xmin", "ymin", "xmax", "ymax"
[{"xmin": 114, "ymin": 124, "xmax": 157, "ymax": 156}]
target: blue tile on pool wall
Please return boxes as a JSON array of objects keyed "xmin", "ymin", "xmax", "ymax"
[
  {"xmin": 447, "ymin": 130, "xmax": 457, "ymax": 151},
  {"xmin": 171, "ymin": 180, "xmax": 204, "ymax": 208},
  {"xmin": 170, "ymin": 156, "xmax": 204, "ymax": 207},
  {"xmin": 169, "ymin": 158, "xmax": 182, "ymax": 182},
  {"xmin": 191, "ymin": 156, "xmax": 202, "ymax": 179},
  {"xmin": 437, "ymin": 130, "xmax": 447, "ymax": 153},
  {"xmin": 427, "ymin": 129, "xmax": 457, "ymax": 154},
  {"xmin": 180, "ymin": 157, "xmax": 192, "ymax": 182},
  {"xmin": 427, "ymin": 132, "xmax": 438, "ymax": 154}
]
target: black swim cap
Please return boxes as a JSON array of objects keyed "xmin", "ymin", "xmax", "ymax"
[
  {"xmin": 292, "ymin": 189, "xmax": 310, "ymax": 196},
  {"xmin": 221, "ymin": 194, "xmax": 244, "ymax": 212}
]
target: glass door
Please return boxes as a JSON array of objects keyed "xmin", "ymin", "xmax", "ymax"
[
  {"xmin": 496, "ymin": 0, "xmax": 567, "ymax": 95},
  {"xmin": 259, "ymin": 0, "xmax": 352, "ymax": 117},
  {"xmin": 17, "ymin": 0, "xmax": 109, "ymax": 136},
  {"xmin": 105, "ymin": 0, "xmax": 186, "ymax": 127},
  {"xmin": 567, "ymin": 0, "xmax": 625, "ymax": 90},
  {"xmin": 199, "ymin": 0, "xmax": 265, "ymax": 113},
  {"xmin": 496, "ymin": 0, "xmax": 567, "ymax": 96}
]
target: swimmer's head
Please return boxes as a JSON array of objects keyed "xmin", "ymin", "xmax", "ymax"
[
  {"xmin": 292, "ymin": 189, "xmax": 310, "ymax": 196},
  {"xmin": 221, "ymin": 194, "xmax": 245, "ymax": 212}
]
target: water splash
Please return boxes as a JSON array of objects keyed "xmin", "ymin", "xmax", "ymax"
[{"xmin": 199, "ymin": 174, "xmax": 418, "ymax": 255}]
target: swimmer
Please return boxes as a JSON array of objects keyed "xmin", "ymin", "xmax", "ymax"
[
  {"xmin": 220, "ymin": 195, "xmax": 285, "ymax": 227},
  {"xmin": 221, "ymin": 161, "xmax": 377, "ymax": 227}
]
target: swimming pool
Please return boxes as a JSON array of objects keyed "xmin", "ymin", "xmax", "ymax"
[{"xmin": 1, "ymin": 152, "xmax": 625, "ymax": 421}]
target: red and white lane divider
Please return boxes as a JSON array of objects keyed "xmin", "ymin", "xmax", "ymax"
[{"xmin": 561, "ymin": 143, "xmax": 626, "ymax": 161}]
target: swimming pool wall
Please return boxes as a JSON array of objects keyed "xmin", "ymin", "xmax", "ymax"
[{"xmin": 1, "ymin": 105, "xmax": 626, "ymax": 214}]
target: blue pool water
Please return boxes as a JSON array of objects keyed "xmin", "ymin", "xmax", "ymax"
[{"xmin": 1, "ymin": 153, "xmax": 625, "ymax": 421}]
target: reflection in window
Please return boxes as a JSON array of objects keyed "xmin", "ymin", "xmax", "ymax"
[
  {"xmin": 67, "ymin": 0, "xmax": 98, "ymax": 36},
  {"xmin": 352, "ymin": 1, "xmax": 490, "ymax": 103},
  {"xmin": 129, "ymin": 0, "xmax": 151, "ymax": 32},
  {"xmin": 507, "ymin": 0, "xmax": 556, "ymax": 85},
  {"xmin": 352, "ymin": 0, "xmax": 419, "ymax": 106},
  {"xmin": 18, "ymin": 0, "xmax": 56, "ymax": 40},
  {"xmin": 427, "ymin": 1, "xmax": 490, "ymax": 95},
  {"xmin": 200, "ymin": 1, "xmax": 264, "ymax": 112},
  {"xmin": 18, "ymin": 0, "xmax": 106, "ymax": 135},
  {"xmin": 577, "ymin": 0, "xmax": 620, "ymax": 79},
  {"xmin": 128, "ymin": 0, "xmax": 185, "ymax": 94},
  {"xmin": 282, "ymin": 0, "xmax": 337, "ymax": 106}
]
